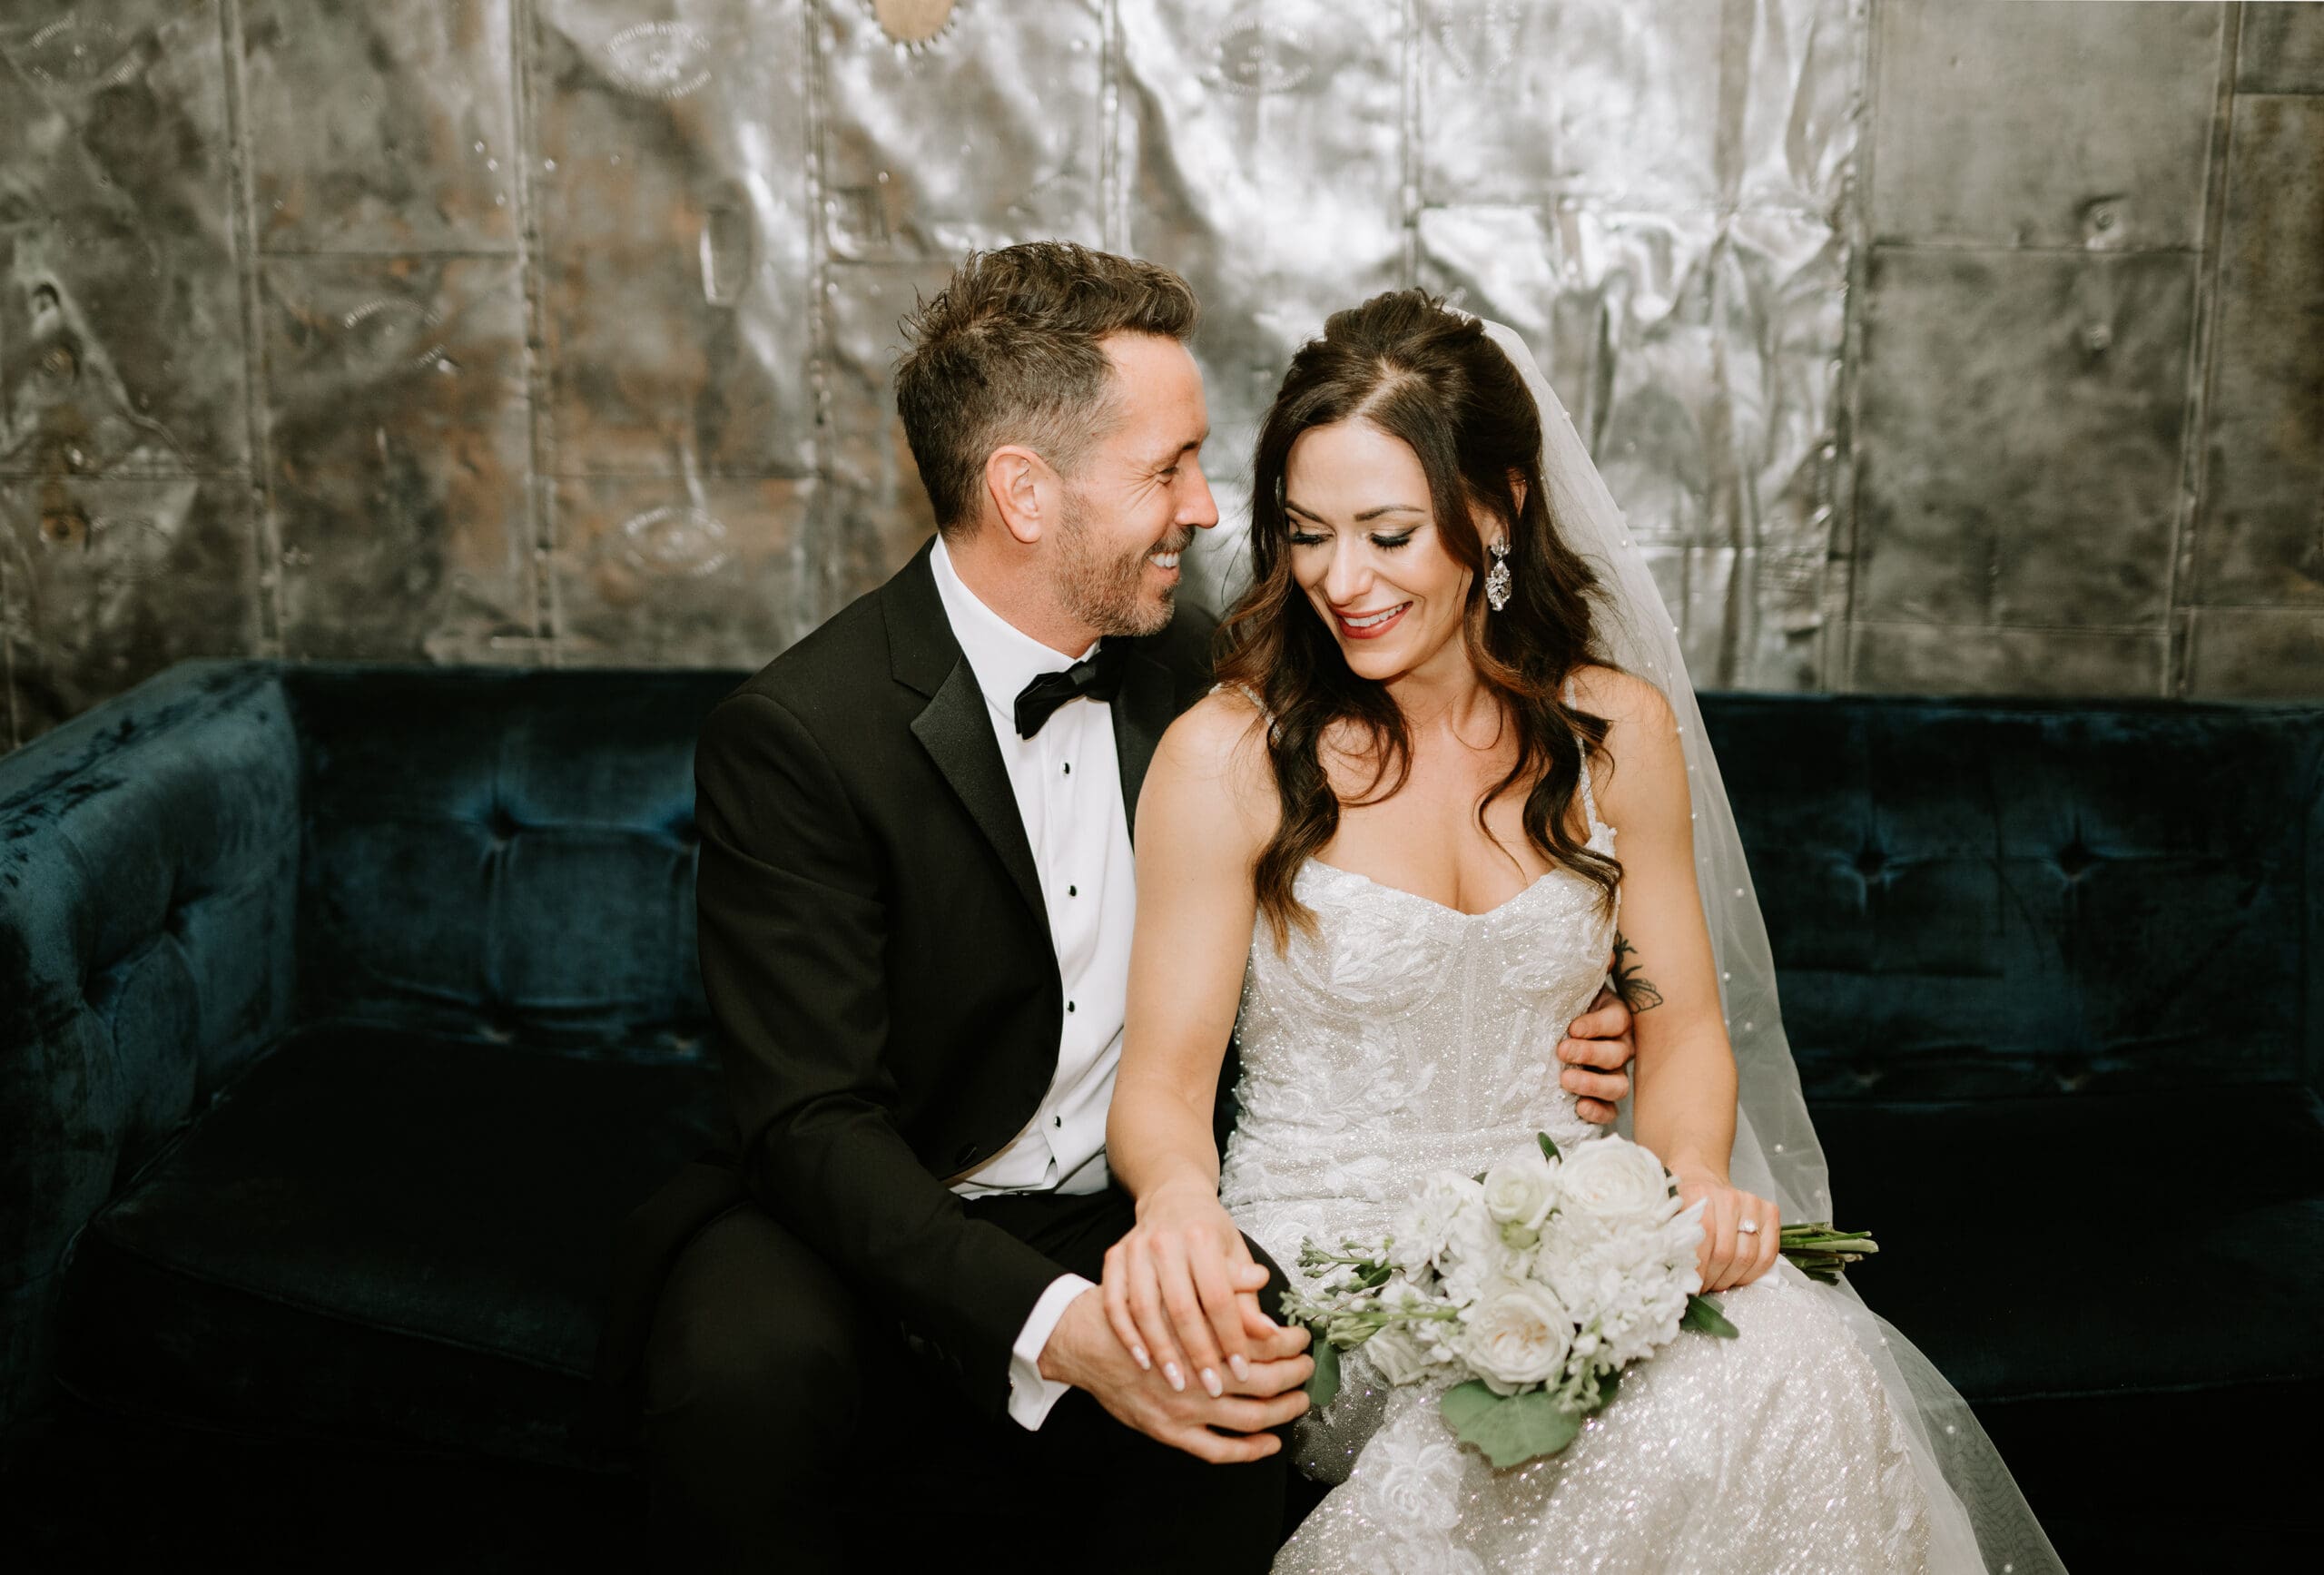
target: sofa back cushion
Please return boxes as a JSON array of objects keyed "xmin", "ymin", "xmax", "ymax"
[
  {"xmin": 287, "ymin": 668, "xmax": 734, "ymax": 1050},
  {"xmin": 1703, "ymin": 695, "xmax": 2324, "ymax": 1101}
]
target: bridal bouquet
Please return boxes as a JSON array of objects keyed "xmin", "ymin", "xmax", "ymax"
[{"xmin": 1281, "ymin": 1134, "xmax": 1878, "ymax": 1469}]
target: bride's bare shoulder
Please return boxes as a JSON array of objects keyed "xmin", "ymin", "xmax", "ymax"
[
  {"xmin": 1563, "ymin": 663, "xmax": 1677, "ymax": 736},
  {"xmin": 1144, "ymin": 686, "xmax": 1280, "ymax": 842}
]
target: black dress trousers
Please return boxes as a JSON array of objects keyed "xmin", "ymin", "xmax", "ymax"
[{"xmin": 636, "ymin": 1182, "xmax": 1291, "ymax": 1573}]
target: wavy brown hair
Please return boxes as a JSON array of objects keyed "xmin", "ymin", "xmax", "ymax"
[{"xmin": 1216, "ymin": 290, "xmax": 1620, "ymax": 950}]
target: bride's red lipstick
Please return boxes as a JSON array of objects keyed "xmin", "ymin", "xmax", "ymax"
[{"xmin": 1334, "ymin": 602, "xmax": 1411, "ymax": 640}]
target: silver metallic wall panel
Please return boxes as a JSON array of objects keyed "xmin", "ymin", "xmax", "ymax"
[
  {"xmin": 2191, "ymin": 93, "xmax": 2323, "ymax": 610},
  {"xmin": 10, "ymin": 0, "xmax": 2324, "ymax": 745},
  {"xmin": 2183, "ymin": 607, "xmax": 2324, "ymax": 699},
  {"xmin": 0, "ymin": 1, "xmax": 246, "ymax": 477},
  {"xmin": 555, "ymin": 474, "xmax": 813, "ymax": 663},
  {"xmin": 2182, "ymin": 76, "xmax": 2324, "ymax": 698},
  {"xmin": 531, "ymin": 0, "xmax": 820, "ymax": 666},
  {"xmin": 241, "ymin": 0, "xmax": 521, "ymax": 255},
  {"xmin": 0, "ymin": 1, "xmax": 254, "ymax": 747},
  {"xmin": 1870, "ymin": 1, "xmax": 2222, "ymax": 249},
  {"xmin": 533, "ymin": 0, "xmax": 816, "ymax": 480},
  {"xmin": 1, "ymin": 476, "xmax": 256, "ymax": 739},
  {"xmin": 1850, "ymin": 622, "xmax": 2166, "ymax": 697},
  {"xmin": 261, "ymin": 255, "xmax": 534, "ymax": 659},
  {"xmin": 1855, "ymin": 248, "xmax": 2192, "ymax": 629},
  {"xmin": 2240, "ymin": 3, "xmax": 2324, "ymax": 94}
]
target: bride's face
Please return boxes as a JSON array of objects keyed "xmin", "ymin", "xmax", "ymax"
[{"xmin": 1282, "ymin": 418, "xmax": 1480, "ymax": 684}]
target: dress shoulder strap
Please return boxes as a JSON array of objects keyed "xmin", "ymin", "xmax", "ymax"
[
  {"xmin": 1212, "ymin": 680, "xmax": 1272, "ymax": 721},
  {"xmin": 1561, "ymin": 674, "xmax": 1602, "ymax": 832}
]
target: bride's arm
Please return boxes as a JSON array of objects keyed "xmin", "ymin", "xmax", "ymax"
[
  {"xmin": 1104, "ymin": 693, "xmax": 1300, "ymax": 1399},
  {"xmin": 1580, "ymin": 668, "xmax": 1784, "ymax": 1292}
]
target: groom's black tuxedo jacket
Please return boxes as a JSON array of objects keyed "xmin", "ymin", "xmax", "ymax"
[{"xmin": 689, "ymin": 537, "xmax": 1218, "ymax": 1420}]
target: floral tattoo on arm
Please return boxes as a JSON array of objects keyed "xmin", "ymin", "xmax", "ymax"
[{"xmin": 1610, "ymin": 931, "xmax": 1664, "ymax": 1014}]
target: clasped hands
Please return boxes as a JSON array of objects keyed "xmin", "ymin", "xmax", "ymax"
[{"xmin": 1048, "ymin": 984, "xmax": 1640, "ymax": 1464}]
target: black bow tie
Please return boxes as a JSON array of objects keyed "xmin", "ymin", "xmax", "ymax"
[{"xmin": 1014, "ymin": 644, "xmax": 1128, "ymax": 738}]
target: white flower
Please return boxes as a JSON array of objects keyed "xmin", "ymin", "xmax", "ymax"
[
  {"xmin": 1364, "ymin": 1320, "xmax": 1441, "ymax": 1387},
  {"xmin": 1436, "ymin": 1201, "xmax": 1520, "ymax": 1306},
  {"xmin": 1460, "ymin": 1280, "xmax": 1574, "ymax": 1394},
  {"xmin": 1389, "ymin": 1171, "xmax": 1483, "ymax": 1275},
  {"xmin": 1481, "ymin": 1150, "xmax": 1560, "ymax": 1232},
  {"xmin": 1360, "ymin": 1432, "xmax": 1465, "ymax": 1534},
  {"xmin": 1557, "ymin": 1137, "xmax": 1676, "ymax": 1226}
]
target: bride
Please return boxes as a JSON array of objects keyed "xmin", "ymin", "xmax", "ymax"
[{"xmin": 1100, "ymin": 292, "xmax": 2063, "ymax": 1572}]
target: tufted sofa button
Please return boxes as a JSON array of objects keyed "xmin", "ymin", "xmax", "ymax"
[
  {"xmin": 2056, "ymin": 841, "xmax": 2098, "ymax": 880},
  {"xmin": 485, "ymin": 804, "xmax": 523, "ymax": 843},
  {"xmin": 1855, "ymin": 844, "xmax": 1886, "ymax": 881}
]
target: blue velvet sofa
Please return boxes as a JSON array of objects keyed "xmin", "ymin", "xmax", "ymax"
[{"xmin": 5, "ymin": 659, "xmax": 2319, "ymax": 1565}]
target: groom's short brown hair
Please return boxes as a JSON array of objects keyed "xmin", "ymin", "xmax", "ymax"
[{"xmin": 895, "ymin": 241, "xmax": 1198, "ymax": 533}]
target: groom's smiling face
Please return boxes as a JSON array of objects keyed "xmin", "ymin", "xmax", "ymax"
[{"xmin": 1049, "ymin": 332, "xmax": 1219, "ymax": 637}]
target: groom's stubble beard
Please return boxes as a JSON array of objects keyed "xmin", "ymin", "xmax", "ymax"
[{"xmin": 1050, "ymin": 481, "xmax": 1189, "ymax": 638}]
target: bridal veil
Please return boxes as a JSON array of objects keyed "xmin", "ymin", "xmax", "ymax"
[{"xmin": 1476, "ymin": 318, "xmax": 2064, "ymax": 1574}]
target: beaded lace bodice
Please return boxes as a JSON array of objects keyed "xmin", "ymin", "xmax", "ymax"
[{"xmin": 1217, "ymin": 805, "xmax": 1618, "ymax": 1242}]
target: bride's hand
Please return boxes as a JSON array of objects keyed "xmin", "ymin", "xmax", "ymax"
[
  {"xmin": 1671, "ymin": 1166, "xmax": 1781, "ymax": 1292},
  {"xmin": 1101, "ymin": 1180, "xmax": 1285, "ymax": 1399}
]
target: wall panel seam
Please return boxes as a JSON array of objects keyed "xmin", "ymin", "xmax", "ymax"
[
  {"xmin": 216, "ymin": 0, "xmax": 281, "ymax": 658},
  {"xmin": 2167, "ymin": 2, "xmax": 2246, "ymax": 696},
  {"xmin": 1829, "ymin": 0, "xmax": 1881, "ymax": 691},
  {"xmin": 507, "ymin": 0, "xmax": 556, "ymax": 662}
]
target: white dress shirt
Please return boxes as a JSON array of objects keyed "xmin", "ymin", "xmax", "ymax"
[{"xmin": 929, "ymin": 536, "xmax": 1138, "ymax": 1430}]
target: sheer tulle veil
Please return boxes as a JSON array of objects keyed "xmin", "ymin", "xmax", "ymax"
[{"xmin": 1476, "ymin": 318, "xmax": 2064, "ymax": 1573}]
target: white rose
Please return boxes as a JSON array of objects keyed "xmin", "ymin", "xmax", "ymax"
[
  {"xmin": 1459, "ymin": 1280, "xmax": 1574, "ymax": 1394},
  {"xmin": 1557, "ymin": 1137, "xmax": 1676, "ymax": 1226},
  {"xmin": 1481, "ymin": 1151, "xmax": 1560, "ymax": 1231}
]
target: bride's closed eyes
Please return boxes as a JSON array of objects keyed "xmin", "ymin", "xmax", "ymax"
[{"xmin": 1287, "ymin": 527, "xmax": 1418, "ymax": 550}]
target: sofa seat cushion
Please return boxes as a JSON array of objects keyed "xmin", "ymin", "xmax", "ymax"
[
  {"xmin": 54, "ymin": 1022, "xmax": 724, "ymax": 1468},
  {"xmin": 1813, "ymin": 1084, "xmax": 2324, "ymax": 1406}
]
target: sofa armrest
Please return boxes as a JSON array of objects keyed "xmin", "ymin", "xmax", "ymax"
[{"xmin": 0, "ymin": 661, "xmax": 300, "ymax": 1426}]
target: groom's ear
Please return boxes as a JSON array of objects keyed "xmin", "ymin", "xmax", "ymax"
[{"xmin": 983, "ymin": 444, "xmax": 1058, "ymax": 546}]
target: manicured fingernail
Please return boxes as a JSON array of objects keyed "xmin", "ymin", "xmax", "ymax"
[
  {"xmin": 1201, "ymin": 1367, "xmax": 1223, "ymax": 1397},
  {"xmin": 1164, "ymin": 1363, "xmax": 1184, "ymax": 1392},
  {"xmin": 1229, "ymin": 1354, "xmax": 1250, "ymax": 1381},
  {"xmin": 1132, "ymin": 1345, "xmax": 1150, "ymax": 1371}
]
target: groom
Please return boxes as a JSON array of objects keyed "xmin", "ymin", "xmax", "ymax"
[{"xmin": 616, "ymin": 242, "xmax": 1638, "ymax": 1570}]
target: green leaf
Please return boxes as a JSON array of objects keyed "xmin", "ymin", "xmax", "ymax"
[
  {"xmin": 1440, "ymin": 1381, "xmax": 1583, "ymax": 1469},
  {"xmin": 1305, "ymin": 1331, "xmax": 1341, "ymax": 1411},
  {"xmin": 1680, "ymin": 1294, "xmax": 1739, "ymax": 1339},
  {"xmin": 1538, "ymin": 1131, "xmax": 1561, "ymax": 1163}
]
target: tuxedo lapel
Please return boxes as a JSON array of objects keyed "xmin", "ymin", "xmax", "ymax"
[
  {"xmin": 1111, "ymin": 647, "xmax": 1174, "ymax": 842},
  {"xmin": 887, "ymin": 541, "xmax": 1047, "ymax": 924}
]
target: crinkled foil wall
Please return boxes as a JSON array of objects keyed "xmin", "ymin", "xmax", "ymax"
[{"xmin": 3, "ymin": 2, "xmax": 2319, "ymax": 746}]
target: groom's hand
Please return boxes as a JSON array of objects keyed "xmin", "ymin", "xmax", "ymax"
[
  {"xmin": 1561, "ymin": 972, "xmax": 1636, "ymax": 1125},
  {"xmin": 1039, "ymin": 1288, "xmax": 1311, "ymax": 1463}
]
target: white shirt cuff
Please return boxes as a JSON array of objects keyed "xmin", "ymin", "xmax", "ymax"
[{"xmin": 1006, "ymin": 1273, "xmax": 1098, "ymax": 1432}]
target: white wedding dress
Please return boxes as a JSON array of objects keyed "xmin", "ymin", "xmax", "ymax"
[{"xmin": 1220, "ymin": 762, "xmax": 1937, "ymax": 1574}]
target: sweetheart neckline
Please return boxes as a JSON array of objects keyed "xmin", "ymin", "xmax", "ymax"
[{"xmin": 1298, "ymin": 822, "xmax": 1617, "ymax": 922}]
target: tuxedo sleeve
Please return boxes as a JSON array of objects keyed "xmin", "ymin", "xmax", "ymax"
[{"xmin": 694, "ymin": 690, "xmax": 1068, "ymax": 1419}]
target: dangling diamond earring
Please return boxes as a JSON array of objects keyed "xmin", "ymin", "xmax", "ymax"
[{"xmin": 1485, "ymin": 538, "xmax": 1512, "ymax": 612}]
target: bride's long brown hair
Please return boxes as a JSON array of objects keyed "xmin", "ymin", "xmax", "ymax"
[{"xmin": 1216, "ymin": 290, "xmax": 1620, "ymax": 951}]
